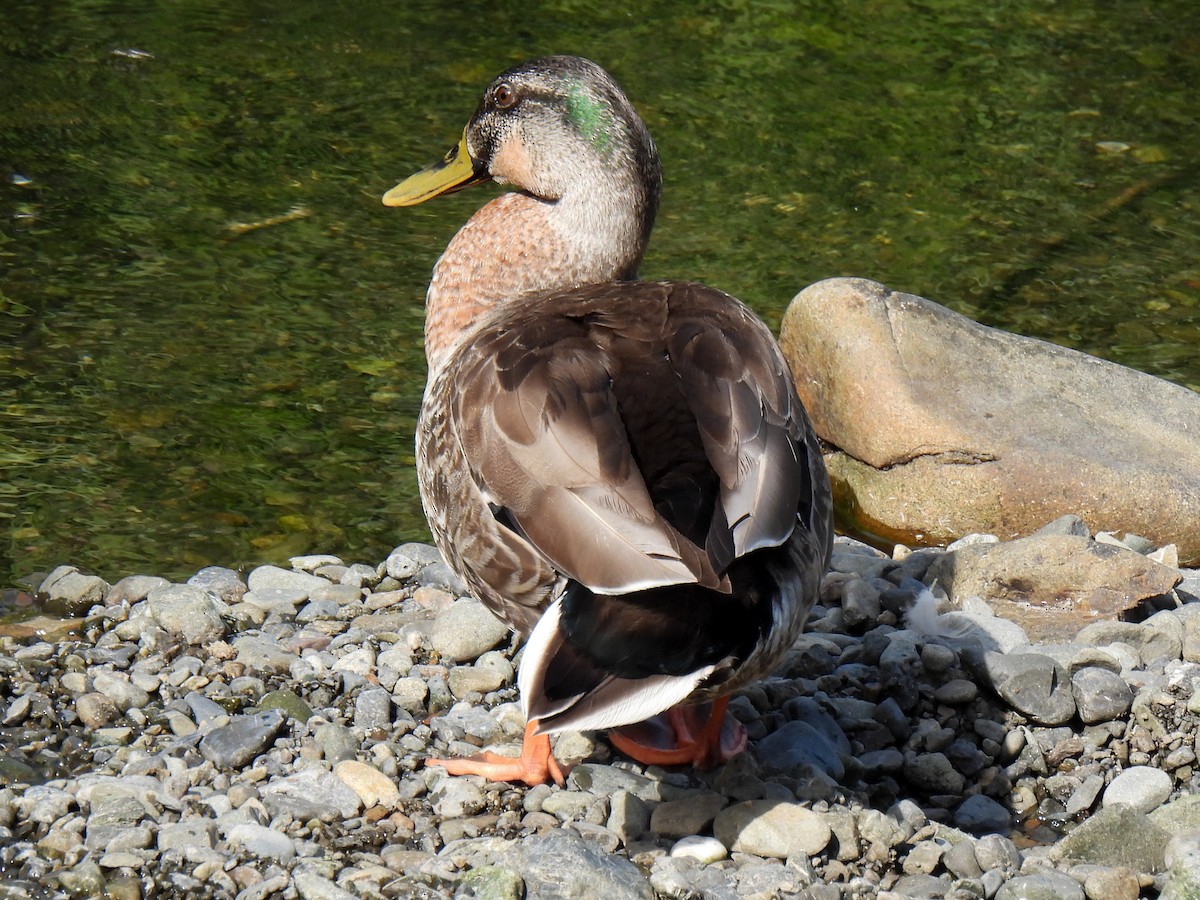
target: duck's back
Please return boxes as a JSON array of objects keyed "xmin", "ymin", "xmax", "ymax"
[{"xmin": 417, "ymin": 279, "xmax": 832, "ymax": 649}]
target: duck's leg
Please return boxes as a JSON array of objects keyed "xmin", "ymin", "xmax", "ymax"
[
  {"xmin": 607, "ymin": 697, "xmax": 747, "ymax": 769},
  {"xmin": 425, "ymin": 720, "xmax": 567, "ymax": 787}
]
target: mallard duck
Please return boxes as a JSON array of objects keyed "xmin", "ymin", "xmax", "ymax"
[{"xmin": 383, "ymin": 56, "xmax": 833, "ymax": 786}]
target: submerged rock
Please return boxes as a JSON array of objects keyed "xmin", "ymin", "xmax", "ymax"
[{"xmin": 779, "ymin": 277, "xmax": 1200, "ymax": 565}]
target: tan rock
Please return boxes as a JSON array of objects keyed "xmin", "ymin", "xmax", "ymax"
[
  {"xmin": 333, "ymin": 760, "xmax": 401, "ymax": 810},
  {"xmin": 712, "ymin": 799, "xmax": 832, "ymax": 858},
  {"xmin": 780, "ymin": 277, "xmax": 1200, "ymax": 565},
  {"xmin": 926, "ymin": 534, "xmax": 1181, "ymax": 642}
]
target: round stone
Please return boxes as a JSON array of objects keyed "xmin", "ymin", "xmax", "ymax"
[
  {"xmin": 1071, "ymin": 666, "xmax": 1134, "ymax": 723},
  {"xmin": 1102, "ymin": 765, "xmax": 1173, "ymax": 815},
  {"xmin": 713, "ymin": 800, "xmax": 832, "ymax": 858},
  {"xmin": 669, "ymin": 835, "xmax": 728, "ymax": 864}
]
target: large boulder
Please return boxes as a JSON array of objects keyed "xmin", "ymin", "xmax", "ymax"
[{"xmin": 779, "ymin": 277, "xmax": 1200, "ymax": 565}]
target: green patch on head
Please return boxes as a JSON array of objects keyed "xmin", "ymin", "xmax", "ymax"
[{"xmin": 565, "ymin": 82, "xmax": 614, "ymax": 155}]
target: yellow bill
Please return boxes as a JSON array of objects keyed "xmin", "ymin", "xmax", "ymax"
[{"xmin": 382, "ymin": 132, "xmax": 486, "ymax": 207}]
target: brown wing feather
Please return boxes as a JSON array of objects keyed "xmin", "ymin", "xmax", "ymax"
[
  {"xmin": 452, "ymin": 286, "xmax": 727, "ymax": 595},
  {"xmin": 418, "ymin": 279, "xmax": 830, "ymax": 665}
]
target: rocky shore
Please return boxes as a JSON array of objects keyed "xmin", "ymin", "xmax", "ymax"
[{"xmin": 3, "ymin": 523, "xmax": 1200, "ymax": 900}]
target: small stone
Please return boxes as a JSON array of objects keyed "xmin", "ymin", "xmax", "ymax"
[
  {"xmin": 649, "ymin": 792, "xmax": 726, "ymax": 838},
  {"xmin": 199, "ymin": 710, "xmax": 286, "ymax": 769},
  {"xmin": 669, "ymin": 835, "xmax": 728, "ymax": 863},
  {"xmin": 713, "ymin": 800, "xmax": 831, "ymax": 858},
  {"xmin": 448, "ymin": 664, "xmax": 507, "ymax": 697},
  {"xmin": 225, "ymin": 825, "xmax": 298, "ymax": 859},
  {"xmin": 1082, "ymin": 866, "xmax": 1141, "ymax": 900},
  {"xmin": 334, "ymin": 760, "xmax": 400, "ymax": 810},
  {"xmin": 755, "ymin": 719, "xmax": 845, "ymax": 779},
  {"xmin": 353, "ymin": 686, "xmax": 393, "ymax": 732},
  {"xmin": 57, "ymin": 861, "xmax": 107, "ymax": 896},
  {"xmin": 982, "ymin": 651, "xmax": 1076, "ymax": 724},
  {"xmin": 91, "ymin": 671, "xmax": 151, "ymax": 711},
  {"xmin": 246, "ymin": 564, "xmax": 332, "ymax": 598},
  {"xmin": 920, "ymin": 642, "xmax": 958, "ymax": 674},
  {"xmin": 158, "ymin": 821, "xmax": 215, "ymax": 852},
  {"xmin": 942, "ymin": 839, "xmax": 982, "ymax": 879},
  {"xmin": 902, "ymin": 839, "xmax": 944, "ymax": 875},
  {"xmin": 1071, "ymin": 666, "xmax": 1134, "ymax": 723},
  {"xmin": 934, "ymin": 678, "xmax": 978, "ymax": 705},
  {"xmin": 39, "ymin": 565, "xmax": 109, "ymax": 615},
  {"xmin": 607, "ymin": 790, "xmax": 650, "ymax": 844},
  {"xmin": 430, "ymin": 599, "xmax": 509, "ymax": 662},
  {"xmin": 454, "ymin": 867, "xmax": 524, "ymax": 900},
  {"xmin": 107, "ymin": 574, "xmax": 170, "ymax": 605},
  {"xmin": 85, "ymin": 783, "xmax": 148, "ymax": 850},
  {"xmin": 391, "ymin": 676, "xmax": 429, "ymax": 713},
  {"xmin": 258, "ymin": 688, "xmax": 313, "ymax": 723},
  {"xmin": 332, "ymin": 646, "xmax": 375, "ymax": 677},
  {"xmin": 954, "ymin": 794, "xmax": 1011, "ymax": 834},
  {"xmin": 385, "ymin": 545, "xmax": 422, "ymax": 580},
  {"xmin": 147, "ymin": 583, "xmax": 226, "ymax": 644},
  {"xmin": 973, "ymin": 834, "xmax": 1020, "ymax": 875},
  {"xmin": 840, "ymin": 578, "xmax": 882, "ymax": 629},
  {"xmin": 1077, "ymin": 620, "xmax": 1183, "ymax": 666},
  {"xmin": 1066, "ymin": 774, "xmax": 1106, "ymax": 817},
  {"xmin": 188, "ymin": 566, "xmax": 247, "ymax": 602},
  {"xmin": 904, "ymin": 752, "xmax": 965, "ymax": 795},
  {"xmin": 260, "ymin": 769, "xmax": 362, "ymax": 821},
  {"xmin": 996, "ymin": 871, "xmax": 1085, "ymax": 900},
  {"xmin": 517, "ymin": 829, "xmax": 653, "ymax": 899},
  {"xmin": 232, "ymin": 634, "xmax": 298, "ymax": 674},
  {"xmin": 76, "ymin": 692, "xmax": 119, "ymax": 728},
  {"xmin": 430, "ymin": 776, "xmax": 486, "ymax": 819},
  {"xmin": 1102, "ymin": 765, "xmax": 1173, "ymax": 815}
]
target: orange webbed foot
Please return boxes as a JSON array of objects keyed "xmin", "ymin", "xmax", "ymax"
[
  {"xmin": 425, "ymin": 720, "xmax": 567, "ymax": 787},
  {"xmin": 607, "ymin": 697, "xmax": 746, "ymax": 769}
]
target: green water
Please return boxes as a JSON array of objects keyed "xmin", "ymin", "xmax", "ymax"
[{"xmin": 2, "ymin": 0, "xmax": 1198, "ymax": 590}]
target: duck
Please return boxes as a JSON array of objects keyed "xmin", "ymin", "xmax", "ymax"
[{"xmin": 382, "ymin": 55, "xmax": 833, "ymax": 787}]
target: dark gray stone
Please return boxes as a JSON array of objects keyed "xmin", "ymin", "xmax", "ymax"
[
  {"xmin": 198, "ymin": 710, "xmax": 285, "ymax": 769},
  {"xmin": 983, "ymin": 651, "xmax": 1076, "ymax": 724}
]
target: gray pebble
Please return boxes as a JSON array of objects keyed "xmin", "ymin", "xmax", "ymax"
[
  {"xmin": 1102, "ymin": 764, "xmax": 1173, "ymax": 815},
  {"xmin": 974, "ymin": 833, "xmax": 1021, "ymax": 875},
  {"xmin": 187, "ymin": 566, "xmax": 247, "ymax": 603},
  {"xmin": 904, "ymin": 752, "xmax": 965, "ymax": 795},
  {"xmin": 353, "ymin": 686, "xmax": 393, "ymax": 732},
  {"xmin": 516, "ymin": 829, "xmax": 653, "ymax": 900},
  {"xmin": 157, "ymin": 820, "xmax": 215, "ymax": 852},
  {"xmin": 1071, "ymin": 666, "xmax": 1134, "ymax": 723},
  {"xmin": 983, "ymin": 651, "xmax": 1076, "ymax": 724},
  {"xmin": 430, "ymin": 598, "xmax": 509, "ymax": 662},
  {"xmin": 224, "ymin": 823, "xmax": 295, "ymax": 861},
  {"xmin": 39, "ymin": 565, "xmax": 109, "ymax": 615},
  {"xmin": 260, "ymin": 769, "xmax": 362, "ymax": 821},
  {"xmin": 755, "ymin": 720, "xmax": 845, "ymax": 779},
  {"xmin": 954, "ymin": 794, "xmax": 1011, "ymax": 834},
  {"xmin": 147, "ymin": 583, "xmax": 226, "ymax": 644},
  {"xmin": 199, "ymin": 709, "xmax": 285, "ymax": 769},
  {"xmin": 995, "ymin": 871, "xmax": 1085, "ymax": 900}
]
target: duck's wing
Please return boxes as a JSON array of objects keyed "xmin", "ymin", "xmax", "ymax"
[
  {"xmin": 445, "ymin": 283, "xmax": 731, "ymax": 601},
  {"xmin": 431, "ymin": 279, "xmax": 825, "ymax": 628}
]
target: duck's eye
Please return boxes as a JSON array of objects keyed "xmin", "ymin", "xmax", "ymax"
[{"xmin": 493, "ymin": 83, "xmax": 517, "ymax": 109}]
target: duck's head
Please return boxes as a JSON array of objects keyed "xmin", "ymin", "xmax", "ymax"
[{"xmin": 384, "ymin": 56, "xmax": 662, "ymax": 249}]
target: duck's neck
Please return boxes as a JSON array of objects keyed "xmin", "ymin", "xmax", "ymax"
[{"xmin": 423, "ymin": 179, "xmax": 654, "ymax": 375}]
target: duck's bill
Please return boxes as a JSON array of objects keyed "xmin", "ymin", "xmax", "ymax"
[{"xmin": 382, "ymin": 132, "xmax": 487, "ymax": 207}]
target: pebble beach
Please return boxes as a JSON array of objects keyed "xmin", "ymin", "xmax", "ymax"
[{"xmin": 3, "ymin": 525, "xmax": 1200, "ymax": 900}]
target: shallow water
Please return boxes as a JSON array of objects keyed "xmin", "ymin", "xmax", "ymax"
[{"xmin": 2, "ymin": 0, "xmax": 1198, "ymax": 588}]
